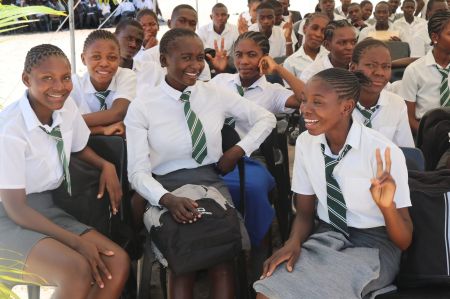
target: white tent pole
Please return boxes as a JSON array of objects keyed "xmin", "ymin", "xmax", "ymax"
[
  {"xmin": 98, "ymin": 5, "xmax": 120, "ymax": 29},
  {"xmin": 195, "ymin": 0, "xmax": 199, "ymax": 29},
  {"xmin": 56, "ymin": 0, "xmax": 81, "ymax": 32},
  {"xmin": 68, "ymin": 0, "xmax": 76, "ymax": 73}
]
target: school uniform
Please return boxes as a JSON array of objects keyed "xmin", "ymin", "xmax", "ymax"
[
  {"xmin": 0, "ymin": 94, "xmax": 91, "ymax": 272},
  {"xmin": 71, "ymin": 67, "xmax": 136, "ymax": 114},
  {"xmin": 133, "ymin": 0, "xmax": 152, "ymax": 10},
  {"xmin": 335, "ymin": 5, "xmax": 348, "ymax": 18},
  {"xmin": 389, "ymin": 13, "xmax": 403, "ymax": 23},
  {"xmin": 358, "ymin": 23, "xmax": 407, "ymax": 43},
  {"xmin": 393, "ymin": 16, "xmax": 426, "ymax": 44},
  {"xmin": 283, "ymin": 10, "xmax": 302, "ymax": 24},
  {"xmin": 409, "ymin": 21, "xmax": 430, "ymax": 58},
  {"xmin": 283, "ymin": 45, "xmax": 329, "ymax": 79},
  {"xmin": 134, "ymin": 44, "xmax": 212, "ymax": 81},
  {"xmin": 254, "ymin": 121, "xmax": 411, "ymax": 298},
  {"xmin": 353, "ymin": 89, "xmax": 415, "ymax": 147},
  {"xmin": 399, "ymin": 50, "xmax": 450, "ymax": 119},
  {"xmin": 296, "ymin": 14, "xmax": 346, "ymax": 47},
  {"xmin": 197, "ymin": 22, "xmax": 239, "ymax": 53},
  {"xmin": 133, "ymin": 60, "xmax": 165, "ymax": 94},
  {"xmin": 300, "ymin": 54, "xmax": 334, "ymax": 83},
  {"xmin": 248, "ymin": 23, "xmax": 287, "ymax": 58}
]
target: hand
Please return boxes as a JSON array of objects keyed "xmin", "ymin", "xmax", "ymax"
[
  {"xmin": 260, "ymin": 239, "xmax": 301, "ymax": 278},
  {"xmin": 389, "ymin": 36, "xmax": 402, "ymax": 42},
  {"xmin": 144, "ymin": 36, "xmax": 158, "ymax": 49},
  {"xmin": 238, "ymin": 15, "xmax": 249, "ymax": 34},
  {"xmin": 103, "ymin": 121, "xmax": 125, "ymax": 137},
  {"xmin": 370, "ymin": 148, "xmax": 396, "ymax": 210},
  {"xmin": 206, "ymin": 38, "xmax": 228, "ymax": 73},
  {"xmin": 259, "ymin": 56, "xmax": 279, "ymax": 75},
  {"xmin": 98, "ymin": 162, "xmax": 122, "ymax": 215},
  {"xmin": 74, "ymin": 238, "xmax": 114, "ymax": 288},
  {"xmin": 282, "ymin": 18, "xmax": 293, "ymax": 40},
  {"xmin": 216, "ymin": 145, "xmax": 245, "ymax": 175},
  {"xmin": 160, "ymin": 193, "xmax": 201, "ymax": 224}
]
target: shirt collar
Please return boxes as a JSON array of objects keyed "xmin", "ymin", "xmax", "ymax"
[
  {"xmin": 425, "ymin": 50, "xmax": 450, "ymax": 69},
  {"xmin": 81, "ymin": 68, "xmax": 119, "ymax": 94},
  {"xmin": 160, "ymin": 77, "xmax": 193, "ymax": 101},
  {"xmin": 312, "ymin": 119, "xmax": 362, "ymax": 155},
  {"xmin": 208, "ymin": 22, "xmax": 230, "ymax": 34},
  {"xmin": 293, "ymin": 46, "xmax": 328, "ymax": 60},
  {"xmin": 377, "ymin": 90, "xmax": 389, "ymax": 107},
  {"xmin": 232, "ymin": 74, "xmax": 268, "ymax": 91},
  {"xmin": 20, "ymin": 91, "xmax": 64, "ymax": 132}
]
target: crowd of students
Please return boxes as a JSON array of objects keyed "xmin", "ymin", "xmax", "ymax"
[{"xmin": 0, "ymin": 0, "xmax": 449, "ymax": 298}]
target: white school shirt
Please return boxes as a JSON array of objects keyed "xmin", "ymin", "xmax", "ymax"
[
  {"xmin": 133, "ymin": 60, "xmax": 165, "ymax": 94},
  {"xmin": 352, "ymin": 89, "xmax": 414, "ymax": 148},
  {"xmin": 292, "ymin": 121, "xmax": 411, "ymax": 228},
  {"xmin": 283, "ymin": 46, "xmax": 329, "ymax": 79},
  {"xmin": 0, "ymin": 94, "xmax": 90, "ymax": 201},
  {"xmin": 409, "ymin": 21, "xmax": 431, "ymax": 58},
  {"xmin": 114, "ymin": 1, "xmax": 135, "ymax": 16},
  {"xmin": 134, "ymin": 44, "xmax": 212, "ymax": 81},
  {"xmin": 133, "ymin": 0, "xmax": 152, "ymax": 10},
  {"xmin": 335, "ymin": 5, "xmax": 348, "ymax": 18},
  {"xmin": 399, "ymin": 50, "xmax": 450, "ymax": 119},
  {"xmin": 279, "ymin": 21, "xmax": 298, "ymax": 49},
  {"xmin": 125, "ymin": 79, "xmax": 276, "ymax": 206},
  {"xmin": 197, "ymin": 22, "xmax": 239, "ymax": 53},
  {"xmin": 393, "ymin": 16, "xmax": 426, "ymax": 44},
  {"xmin": 300, "ymin": 54, "xmax": 334, "ymax": 83},
  {"xmin": 358, "ymin": 23, "xmax": 407, "ymax": 43},
  {"xmin": 248, "ymin": 23, "xmax": 287, "ymax": 58},
  {"xmin": 71, "ymin": 67, "xmax": 136, "ymax": 114}
]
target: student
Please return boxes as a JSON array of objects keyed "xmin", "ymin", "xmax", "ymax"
[
  {"xmin": 278, "ymin": 0, "xmax": 302, "ymax": 24},
  {"xmin": 360, "ymin": 0, "xmax": 374, "ymax": 22},
  {"xmin": 71, "ymin": 30, "xmax": 136, "ymax": 136},
  {"xmin": 349, "ymin": 39, "xmax": 414, "ymax": 147},
  {"xmin": 300, "ymin": 19, "xmax": 356, "ymax": 82},
  {"xmin": 284, "ymin": 12, "xmax": 330, "ymax": 79},
  {"xmin": 135, "ymin": 4, "xmax": 212, "ymax": 81},
  {"xmin": 347, "ymin": 3, "xmax": 369, "ymax": 31},
  {"xmin": 114, "ymin": 0, "xmax": 136, "ymax": 21},
  {"xmin": 254, "ymin": 68, "xmax": 413, "ymax": 299},
  {"xmin": 241, "ymin": 0, "xmax": 262, "ymax": 27},
  {"xmin": 388, "ymin": 0, "xmax": 403, "ymax": 23},
  {"xmin": 135, "ymin": 9, "xmax": 159, "ymax": 59},
  {"xmin": 335, "ymin": 0, "xmax": 352, "ymax": 18},
  {"xmin": 248, "ymin": 2, "xmax": 293, "ymax": 58},
  {"xmin": 400, "ymin": 11, "xmax": 450, "ymax": 135},
  {"xmin": 0, "ymin": 44, "xmax": 129, "ymax": 298},
  {"xmin": 133, "ymin": 0, "xmax": 152, "ymax": 11},
  {"xmin": 197, "ymin": 3, "xmax": 239, "ymax": 54},
  {"xmin": 125, "ymin": 28, "xmax": 276, "ymax": 299},
  {"xmin": 393, "ymin": 0, "xmax": 426, "ymax": 44}
]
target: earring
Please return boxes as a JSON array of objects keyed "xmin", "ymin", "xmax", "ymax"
[{"xmin": 434, "ymin": 41, "xmax": 437, "ymax": 44}]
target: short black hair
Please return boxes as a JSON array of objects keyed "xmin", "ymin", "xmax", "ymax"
[
  {"xmin": 83, "ymin": 29, "xmax": 120, "ymax": 52},
  {"xmin": 375, "ymin": 1, "xmax": 390, "ymax": 10},
  {"xmin": 24, "ymin": 44, "xmax": 69, "ymax": 74},
  {"xmin": 171, "ymin": 4, "xmax": 197, "ymax": 20},
  {"xmin": 360, "ymin": 0, "xmax": 373, "ymax": 8},
  {"xmin": 248, "ymin": 0, "xmax": 262, "ymax": 4},
  {"xmin": 115, "ymin": 19, "xmax": 143, "ymax": 35},
  {"xmin": 256, "ymin": 2, "xmax": 275, "ymax": 12},
  {"xmin": 264, "ymin": 0, "xmax": 282, "ymax": 10},
  {"xmin": 427, "ymin": 0, "xmax": 447, "ymax": 17},
  {"xmin": 136, "ymin": 8, "xmax": 158, "ymax": 22},
  {"xmin": 352, "ymin": 38, "xmax": 389, "ymax": 64},
  {"xmin": 212, "ymin": 2, "xmax": 227, "ymax": 12},
  {"xmin": 160, "ymin": 28, "xmax": 200, "ymax": 55},
  {"xmin": 234, "ymin": 31, "xmax": 270, "ymax": 55},
  {"xmin": 402, "ymin": 0, "xmax": 416, "ymax": 6}
]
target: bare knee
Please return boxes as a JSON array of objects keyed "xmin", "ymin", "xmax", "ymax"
[{"xmin": 57, "ymin": 256, "xmax": 92, "ymax": 291}]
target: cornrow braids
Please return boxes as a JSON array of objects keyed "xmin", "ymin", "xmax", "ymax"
[
  {"xmin": 312, "ymin": 68, "xmax": 370, "ymax": 102},
  {"xmin": 83, "ymin": 29, "xmax": 120, "ymax": 52},
  {"xmin": 115, "ymin": 19, "xmax": 143, "ymax": 35},
  {"xmin": 352, "ymin": 38, "xmax": 389, "ymax": 64},
  {"xmin": 136, "ymin": 8, "xmax": 158, "ymax": 22},
  {"xmin": 324, "ymin": 19, "xmax": 353, "ymax": 41},
  {"xmin": 303, "ymin": 12, "xmax": 330, "ymax": 28},
  {"xmin": 24, "ymin": 44, "xmax": 69, "ymax": 74},
  {"xmin": 428, "ymin": 10, "xmax": 450, "ymax": 43},
  {"xmin": 160, "ymin": 28, "xmax": 200, "ymax": 55},
  {"xmin": 234, "ymin": 31, "xmax": 270, "ymax": 55}
]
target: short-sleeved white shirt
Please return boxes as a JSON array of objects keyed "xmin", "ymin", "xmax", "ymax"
[
  {"xmin": 248, "ymin": 24, "xmax": 287, "ymax": 58},
  {"xmin": 283, "ymin": 46, "xmax": 329, "ymax": 79},
  {"xmin": 393, "ymin": 16, "xmax": 426, "ymax": 44},
  {"xmin": 353, "ymin": 89, "xmax": 414, "ymax": 147},
  {"xmin": 197, "ymin": 22, "xmax": 239, "ymax": 53},
  {"xmin": 71, "ymin": 67, "xmax": 136, "ymax": 114},
  {"xmin": 0, "ymin": 94, "xmax": 90, "ymax": 200},
  {"xmin": 300, "ymin": 54, "xmax": 334, "ymax": 82},
  {"xmin": 409, "ymin": 21, "xmax": 431, "ymax": 58},
  {"xmin": 292, "ymin": 121, "xmax": 411, "ymax": 228},
  {"xmin": 399, "ymin": 50, "xmax": 450, "ymax": 119},
  {"xmin": 358, "ymin": 23, "xmax": 407, "ymax": 43}
]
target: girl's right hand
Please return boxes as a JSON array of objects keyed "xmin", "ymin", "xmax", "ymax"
[
  {"xmin": 144, "ymin": 36, "xmax": 158, "ymax": 49},
  {"xmin": 74, "ymin": 238, "xmax": 114, "ymax": 289},
  {"xmin": 238, "ymin": 15, "xmax": 249, "ymax": 34},
  {"xmin": 260, "ymin": 239, "xmax": 301, "ymax": 279},
  {"xmin": 160, "ymin": 193, "xmax": 201, "ymax": 224}
]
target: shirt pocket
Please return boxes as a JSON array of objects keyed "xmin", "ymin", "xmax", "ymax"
[{"xmin": 341, "ymin": 177, "xmax": 377, "ymax": 214}]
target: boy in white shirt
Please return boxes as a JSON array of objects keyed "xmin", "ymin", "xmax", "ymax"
[
  {"xmin": 393, "ymin": 0, "xmax": 426, "ymax": 44},
  {"xmin": 334, "ymin": 0, "xmax": 351, "ymax": 18}
]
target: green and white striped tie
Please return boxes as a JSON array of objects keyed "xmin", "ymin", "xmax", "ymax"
[
  {"xmin": 436, "ymin": 66, "xmax": 450, "ymax": 107},
  {"xmin": 356, "ymin": 102, "xmax": 379, "ymax": 128},
  {"xmin": 40, "ymin": 125, "xmax": 71, "ymax": 196},
  {"xmin": 95, "ymin": 90, "xmax": 110, "ymax": 111},
  {"xmin": 224, "ymin": 84, "xmax": 253, "ymax": 128},
  {"xmin": 321, "ymin": 143, "xmax": 352, "ymax": 237},
  {"xmin": 180, "ymin": 91, "xmax": 208, "ymax": 164}
]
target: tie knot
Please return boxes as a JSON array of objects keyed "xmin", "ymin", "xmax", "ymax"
[
  {"xmin": 180, "ymin": 91, "xmax": 191, "ymax": 103},
  {"xmin": 436, "ymin": 65, "xmax": 450, "ymax": 77},
  {"xmin": 95, "ymin": 90, "xmax": 110, "ymax": 99},
  {"xmin": 40, "ymin": 125, "xmax": 62, "ymax": 138}
]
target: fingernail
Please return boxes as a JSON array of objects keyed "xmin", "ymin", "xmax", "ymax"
[
  {"xmin": 100, "ymin": 284, "xmax": 104, "ymax": 288},
  {"xmin": 108, "ymin": 275, "xmax": 112, "ymax": 280},
  {"xmin": 260, "ymin": 275, "xmax": 264, "ymax": 279},
  {"xmin": 97, "ymin": 194, "xmax": 102, "ymax": 199}
]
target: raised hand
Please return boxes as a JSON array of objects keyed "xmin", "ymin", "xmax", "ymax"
[
  {"xmin": 259, "ymin": 56, "xmax": 279, "ymax": 75},
  {"xmin": 238, "ymin": 15, "xmax": 249, "ymax": 34},
  {"xmin": 283, "ymin": 18, "xmax": 293, "ymax": 41},
  {"xmin": 206, "ymin": 38, "xmax": 228, "ymax": 73},
  {"xmin": 370, "ymin": 147, "xmax": 397, "ymax": 210}
]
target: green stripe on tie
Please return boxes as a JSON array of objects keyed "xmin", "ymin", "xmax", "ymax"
[
  {"xmin": 180, "ymin": 91, "xmax": 208, "ymax": 164},
  {"xmin": 95, "ymin": 90, "xmax": 110, "ymax": 111},
  {"xmin": 321, "ymin": 143, "xmax": 352, "ymax": 237},
  {"xmin": 40, "ymin": 125, "xmax": 71, "ymax": 196},
  {"xmin": 436, "ymin": 66, "xmax": 450, "ymax": 107},
  {"xmin": 356, "ymin": 102, "xmax": 379, "ymax": 128}
]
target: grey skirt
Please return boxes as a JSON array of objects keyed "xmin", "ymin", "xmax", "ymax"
[{"xmin": 0, "ymin": 191, "xmax": 91, "ymax": 273}]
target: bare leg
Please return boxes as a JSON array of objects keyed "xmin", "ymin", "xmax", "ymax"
[
  {"xmin": 168, "ymin": 270, "xmax": 196, "ymax": 299},
  {"xmin": 208, "ymin": 262, "xmax": 234, "ymax": 299}
]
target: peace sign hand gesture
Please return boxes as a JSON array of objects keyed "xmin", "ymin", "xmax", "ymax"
[
  {"xmin": 206, "ymin": 38, "xmax": 228, "ymax": 73},
  {"xmin": 370, "ymin": 147, "xmax": 397, "ymax": 210}
]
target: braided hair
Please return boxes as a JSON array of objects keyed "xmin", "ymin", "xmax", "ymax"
[
  {"xmin": 352, "ymin": 38, "xmax": 389, "ymax": 64},
  {"xmin": 24, "ymin": 44, "xmax": 69, "ymax": 74},
  {"xmin": 428, "ymin": 10, "xmax": 450, "ymax": 44},
  {"xmin": 234, "ymin": 31, "xmax": 270, "ymax": 55},
  {"xmin": 303, "ymin": 12, "xmax": 330, "ymax": 28},
  {"xmin": 83, "ymin": 29, "xmax": 120, "ymax": 52},
  {"xmin": 324, "ymin": 19, "xmax": 353, "ymax": 41},
  {"xmin": 159, "ymin": 28, "xmax": 200, "ymax": 55}
]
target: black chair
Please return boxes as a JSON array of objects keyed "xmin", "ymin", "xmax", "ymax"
[
  {"xmin": 385, "ymin": 41, "xmax": 410, "ymax": 60},
  {"xmin": 390, "ymin": 66, "xmax": 406, "ymax": 82},
  {"xmin": 400, "ymin": 147, "xmax": 425, "ymax": 171}
]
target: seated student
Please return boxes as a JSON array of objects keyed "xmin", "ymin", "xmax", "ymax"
[
  {"xmin": 133, "ymin": 0, "xmax": 152, "ymax": 11},
  {"xmin": 71, "ymin": 30, "xmax": 136, "ymax": 136},
  {"xmin": 134, "ymin": 9, "xmax": 159, "ymax": 61},
  {"xmin": 284, "ymin": 13, "xmax": 330, "ymax": 79},
  {"xmin": 393, "ymin": 0, "xmax": 426, "ymax": 44},
  {"xmin": 388, "ymin": 0, "xmax": 403, "ymax": 23},
  {"xmin": 125, "ymin": 28, "xmax": 276, "ymax": 299},
  {"xmin": 300, "ymin": 19, "xmax": 356, "ymax": 82},
  {"xmin": 358, "ymin": 1, "xmax": 407, "ymax": 42},
  {"xmin": 114, "ymin": 0, "xmax": 136, "ymax": 21},
  {"xmin": 360, "ymin": 0, "xmax": 374, "ymax": 22},
  {"xmin": 197, "ymin": 3, "xmax": 239, "ymax": 54},
  {"xmin": 335, "ymin": 0, "xmax": 352, "ymax": 18},
  {"xmin": 400, "ymin": 11, "xmax": 450, "ymax": 135},
  {"xmin": 266, "ymin": 0, "xmax": 299, "ymax": 49},
  {"xmin": 241, "ymin": 0, "xmax": 262, "ymax": 27},
  {"xmin": 410, "ymin": 0, "xmax": 448, "ymax": 57},
  {"xmin": 135, "ymin": 4, "xmax": 212, "ymax": 81},
  {"xmin": 348, "ymin": 2, "xmax": 369, "ymax": 31},
  {"xmin": 0, "ymin": 44, "xmax": 129, "ymax": 298},
  {"xmin": 278, "ymin": 0, "xmax": 302, "ymax": 24},
  {"xmin": 349, "ymin": 39, "xmax": 414, "ymax": 147},
  {"xmin": 254, "ymin": 68, "xmax": 413, "ymax": 299},
  {"xmin": 248, "ymin": 2, "xmax": 294, "ymax": 58}
]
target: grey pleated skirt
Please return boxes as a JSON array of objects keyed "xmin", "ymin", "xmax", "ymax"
[{"xmin": 0, "ymin": 191, "xmax": 91, "ymax": 273}]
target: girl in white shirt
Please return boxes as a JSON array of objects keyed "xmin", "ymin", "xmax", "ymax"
[
  {"xmin": 125, "ymin": 28, "xmax": 276, "ymax": 299},
  {"xmin": 349, "ymin": 38, "xmax": 414, "ymax": 147},
  {"xmin": 254, "ymin": 68, "xmax": 413, "ymax": 299},
  {"xmin": 0, "ymin": 44, "xmax": 129, "ymax": 298},
  {"xmin": 71, "ymin": 30, "xmax": 136, "ymax": 136}
]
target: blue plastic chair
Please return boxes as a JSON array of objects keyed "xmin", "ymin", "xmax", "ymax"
[{"xmin": 400, "ymin": 147, "xmax": 425, "ymax": 171}]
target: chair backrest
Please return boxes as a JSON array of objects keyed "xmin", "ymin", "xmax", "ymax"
[
  {"xmin": 385, "ymin": 41, "xmax": 410, "ymax": 60},
  {"xmin": 390, "ymin": 66, "xmax": 406, "ymax": 82},
  {"xmin": 400, "ymin": 147, "xmax": 425, "ymax": 171}
]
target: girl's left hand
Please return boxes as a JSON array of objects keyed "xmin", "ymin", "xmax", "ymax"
[
  {"xmin": 259, "ymin": 56, "xmax": 279, "ymax": 75},
  {"xmin": 98, "ymin": 162, "xmax": 123, "ymax": 215},
  {"xmin": 370, "ymin": 148, "xmax": 396, "ymax": 210},
  {"xmin": 216, "ymin": 145, "xmax": 245, "ymax": 175},
  {"xmin": 206, "ymin": 38, "xmax": 228, "ymax": 73},
  {"xmin": 283, "ymin": 18, "xmax": 293, "ymax": 40}
]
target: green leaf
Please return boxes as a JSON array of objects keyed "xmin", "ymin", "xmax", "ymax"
[{"xmin": 0, "ymin": 4, "xmax": 66, "ymax": 32}]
